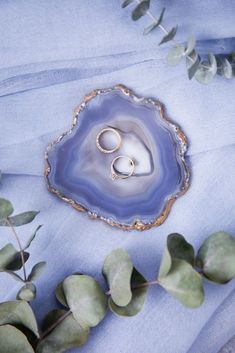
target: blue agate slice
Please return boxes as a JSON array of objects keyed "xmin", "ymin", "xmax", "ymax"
[{"xmin": 45, "ymin": 85, "xmax": 190, "ymax": 231}]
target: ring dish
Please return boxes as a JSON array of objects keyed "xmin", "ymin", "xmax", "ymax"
[{"xmin": 45, "ymin": 84, "xmax": 190, "ymax": 231}]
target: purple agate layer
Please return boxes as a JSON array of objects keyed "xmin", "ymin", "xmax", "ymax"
[{"xmin": 45, "ymin": 85, "xmax": 190, "ymax": 231}]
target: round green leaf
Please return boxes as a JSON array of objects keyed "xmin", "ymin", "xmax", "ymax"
[
  {"xmin": 55, "ymin": 273, "xmax": 83, "ymax": 307},
  {"xmin": 186, "ymin": 50, "xmax": 200, "ymax": 79},
  {"xmin": 158, "ymin": 233, "xmax": 195, "ymax": 278},
  {"xmin": 0, "ymin": 198, "xmax": 13, "ymax": 220},
  {"xmin": 55, "ymin": 282, "xmax": 68, "ymax": 307},
  {"xmin": 103, "ymin": 248, "xmax": 133, "ymax": 306},
  {"xmin": 6, "ymin": 252, "xmax": 30, "ymax": 271},
  {"xmin": 0, "ymin": 325, "xmax": 34, "ymax": 353},
  {"xmin": 109, "ymin": 268, "xmax": 148, "ymax": 317},
  {"xmin": 185, "ymin": 36, "xmax": 196, "ymax": 56},
  {"xmin": 37, "ymin": 310, "xmax": 89, "ymax": 353},
  {"xmin": 63, "ymin": 275, "xmax": 107, "ymax": 328},
  {"xmin": 0, "ymin": 300, "xmax": 39, "ymax": 337},
  {"xmin": 196, "ymin": 232, "xmax": 235, "ymax": 284},
  {"xmin": 0, "ymin": 243, "xmax": 17, "ymax": 270},
  {"xmin": 208, "ymin": 53, "xmax": 218, "ymax": 74},
  {"xmin": 167, "ymin": 233, "xmax": 195, "ymax": 266},
  {"xmin": 195, "ymin": 61, "xmax": 213, "ymax": 84},
  {"xmin": 159, "ymin": 26, "xmax": 178, "ymax": 45},
  {"xmin": 167, "ymin": 45, "xmax": 185, "ymax": 66},
  {"xmin": 0, "ymin": 211, "xmax": 39, "ymax": 227},
  {"xmin": 195, "ymin": 54, "xmax": 217, "ymax": 84},
  {"xmin": 122, "ymin": 0, "xmax": 134, "ymax": 8},
  {"xmin": 159, "ymin": 259, "xmax": 204, "ymax": 308},
  {"xmin": 221, "ymin": 58, "xmax": 233, "ymax": 79},
  {"xmin": 41, "ymin": 309, "xmax": 67, "ymax": 332},
  {"xmin": 17, "ymin": 283, "xmax": 37, "ymax": 301},
  {"xmin": 158, "ymin": 246, "xmax": 171, "ymax": 279},
  {"xmin": 0, "ymin": 243, "xmax": 29, "ymax": 273},
  {"xmin": 28, "ymin": 261, "xmax": 47, "ymax": 281},
  {"xmin": 131, "ymin": 0, "xmax": 150, "ymax": 21}
]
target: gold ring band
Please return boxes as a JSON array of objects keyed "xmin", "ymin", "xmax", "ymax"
[
  {"xmin": 96, "ymin": 127, "xmax": 121, "ymax": 154},
  {"xmin": 111, "ymin": 155, "xmax": 135, "ymax": 180}
]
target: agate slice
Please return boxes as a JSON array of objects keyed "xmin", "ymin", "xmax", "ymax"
[{"xmin": 45, "ymin": 85, "xmax": 190, "ymax": 231}]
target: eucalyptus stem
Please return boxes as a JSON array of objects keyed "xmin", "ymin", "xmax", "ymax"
[
  {"xmin": 135, "ymin": 0, "xmax": 169, "ymax": 37},
  {"xmin": 0, "ymin": 204, "xmax": 234, "ymax": 353},
  {"xmin": 40, "ymin": 310, "xmax": 72, "ymax": 340},
  {"xmin": 106, "ymin": 279, "xmax": 159, "ymax": 295},
  {"xmin": 134, "ymin": 0, "xmax": 203, "ymax": 66},
  {"xmin": 4, "ymin": 270, "xmax": 24, "ymax": 282},
  {"xmin": 5, "ymin": 218, "xmax": 27, "ymax": 282},
  {"xmin": 132, "ymin": 279, "xmax": 159, "ymax": 289}
]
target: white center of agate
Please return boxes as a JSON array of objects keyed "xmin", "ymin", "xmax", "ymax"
[
  {"xmin": 118, "ymin": 134, "xmax": 150, "ymax": 174},
  {"xmin": 71, "ymin": 116, "xmax": 162, "ymax": 197}
]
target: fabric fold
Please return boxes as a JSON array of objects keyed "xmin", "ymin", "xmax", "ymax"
[{"xmin": 0, "ymin": 1, "xmax": 234, "ymax": 352}]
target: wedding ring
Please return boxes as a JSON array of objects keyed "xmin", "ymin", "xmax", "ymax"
[
  {"xmin": 111, "ymin": 155, "xmax": 135, "ymax": 180},
  {"xmin": 96, "ymin": 127, "xmax": 121, "ymax": 154}
]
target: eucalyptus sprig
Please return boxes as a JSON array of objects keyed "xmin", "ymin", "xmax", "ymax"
[
  {"xmin": 121, "ymin": 0, "xmax": 235, "ymax": 84},
  {"xmin": 0, "ymin": 198, "xmax": 46, "ymax": 301},
  {"xmin": 0, "ymin": 198, "xmax": 235, "ymax": 353}
]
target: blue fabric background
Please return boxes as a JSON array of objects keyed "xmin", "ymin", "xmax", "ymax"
[{"xmin": 0, "ymin": 1, "xmax": 234, "ymax": 352}]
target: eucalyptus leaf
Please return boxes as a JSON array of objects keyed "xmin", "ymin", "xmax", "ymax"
[
  {"xmin": 132, "ymin": 0, "xmax": 150, "ymax": 21},
  {"xmin": 17, "ymin": 283, "xmax": 37, "ymax": 301},
  {"xmin": 109, "ymin": 268, "xmax": 148, "ymax": 317},
  {"xmin": 167, "ymin": 45, "xmax": 185, "ymax": 66},
  {"xmin": 158, "ymin": 246, "xmax": 171, "ymax": 279},
  {"xmin": 167, "ymin": 233, "xmax": 195, "ymax": 266},
  {"xmin": 6, "ymin": 251, "xmax": 30, "ymax": 271},
  {"xmin": 56, "ymin": 273, "xmax": 83, "ymax": 307},
  {"xmin": 186, "ymin": 50, "xmax": 200, "ymax": 79},
  {"xmin": 220, "ymin": 58, "xmax": 233, "ymax": 79},
  {"xmin": 159, "ymin": 259, "xmax": 204, "ymax": 308},
  {"xmin": 159, "ymin": 26, "xmax": 178, "ymax": 45},
  {"xmin": 208, "ymin": 53, "xmax": 218, "ymax": 74},
  {"xmin": 0, "ymin": 243, "xmax": 29, "ymax": 271},
  {"xmin": 158, "ymin": 233, "xmax": 195, "ymax": 278},
  {"xmin": 195, "ymin": 62, "xmax": 213, "ymax": 84},
  {"xmin": 0, "ymin": 325, "xmax": 34, "ymax": 353},
  {"xmin": 143, "ymin": 8, "xmax": 165, "ymax": 35},
  {"xmin": 27, "ymin": 261, "xmax": 46, "ymax": 281},
  {"xmin": 0, "ymin": 243, "xmax": 17, "ymax": 269},
  {"xmin": 24, "ymin": 225, "xmax": 43, "ymax": 250},
  {"xmin": 216, "ymin": 56, "xmax": 224, "ymax": 75},
  {"xmin": 41, "ymin": 309, "xmax": 67, "ymax": 332},
  {"xmin": 196, "ymin": 232, "xmax": 235, "ymax": 284},
  {"xmin": 195, "ymin": 54, "xmax": 217, "ymax": 84},
  {"xmin": 122, "ymin": 0, "xmax": 134, "ymax": 8},
  {"xmin": 0, "ymin": 198, "xmax": 14, "ymax": 220},
  {"xmin": 0, "ymin": 211, "xmax": 39, "ymax": 227},
  {"xmin": 56, "ymin": 282, "xmax": 68, "ymax": 307},
  {"xmin": 0, "ymin": 300, "xmax": 39, "ymax": 337},
  {"xmin": 63, "ymin": 274, "xmax": 107, "ymax": 328},
  {"xmin": 37, "ymin": 310, "xmax": 89, "ymax": 353},
  {"xmin": 103, "ymin": 248, "xmax": 133, "ymax": 306},
  {"xmin": 185, "ymin": 36, "xmax": 196, "ymax": 56}
]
